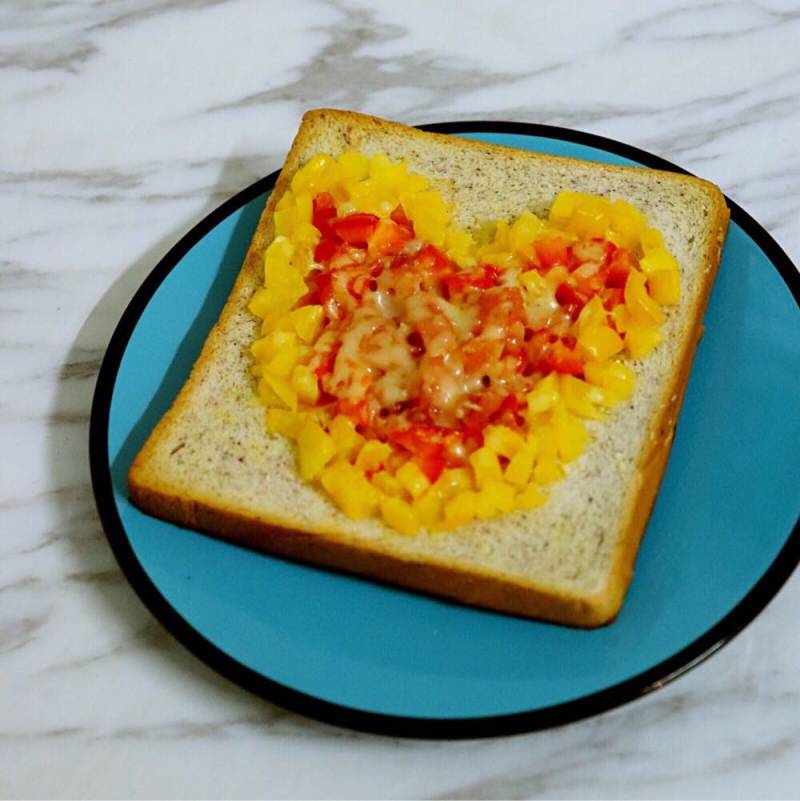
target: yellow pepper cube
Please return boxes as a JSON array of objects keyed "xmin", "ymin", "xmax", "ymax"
[
  {"xmin": 251, "ymin": 330, "xmax": 297, "ymax": 362},
  {"xmin": 320, "ymin": 465, "xmax": 380, "ymax": 519},
  {"xmin": 510, "ymin": 210, "xmax": 544, "ymax": 254},
  {"xmin": 328, "ymin": 415, "xmax": 364, "ymax": 462},
  {"xmin": 625, "ymin": 270, "xmax": 665, "ymax": 326},
  {"xmin": 265, "ymin": 346, "xmax": 302, "ymax": 380},
  {"xmin": 537, "ymin": 427, "xmax": 559, "ymax": 461},
  {"xmin": 396, "ymin": 461, "xmax": 430, "ymax": 499},
  {"xmin": 413, "ymin": 487, "xmax": 445, "ymax": 530},
  {"xmin": 402, "ymin": 191, "xmax": 449, "ymax": 246},
  {"xmin": 380, "ymin": 497, "xmax": 420, "ymax": 536},
  {"xmin": 639, "ymin": 249, "xmax": 678, "ymax": 276},
  {"xmin": 294, "ymin": 192, "xmax": 313, "ymax": 224},
  {"xmin": 433, "ymin": 467, "xmax": 474, "ymax": 497},
  {"xmin": 481, "ymin": 480, "xmax": 516, "ymax": 514},
  {"xmin": 273, "ymin": 206, "xmax": 297, "ymax": 237},
  {"xmin": 578, "ymin": 325, "xmax": 624, "ymax": 362},
  {"xmin": 548, "ymin": 191, "xmax": 579, "ymax": 223},
  {"xmin": 610, "ymin": 199, "xmax": 646, "ymax": 248},
  {"xmin": 515, "ymin": 484, "xmax": 547, "ymax": 510},
  {"xmin": 441, "ymin": 492, "xmax": 478, "ymax": 529},
  {"xmin": 469, "ymin": 447, "xmax": 503, "ymax": 489},
  {"xmin": 576, "ymin": 296, "xmax": 608, "ymax": 336},
  {"xmin": 553, "ymin": 408, "xmax": 589, "ymax": 462},
  {"xmin": 559, "ymin": 375, "xmax": 606, "ymax": 420},
  {"xmin": 484, "ymin": 425, "xmax": 525, "ymax": 458},
  {"xmin": 289, "ymin": 305, "xmax": 324, "ymax": 343},
  {"xmin": 291, "ymin": 222, "xmax": 321, "ymax": 253},
  {"xmin": 520, "ymin": 269, "xmax": 547, "ymax": 296},
  {"xmin": 641, "ymin": 227, "xmax": 666, "ymax": 254},
  {"xmin": 266, "ymin": 408, "xmax": 305, "ymax": 439},
  {"xmin": 534, "ymin": 459, "xmax": 565, "ymax": 484},
  {"xmin": 584, "ymin": 360, "xmax": 636, "ymax": 401},
  {"xmin": 371, "ymin": 471, "xmax": 405, "ymax": 498},
  {"xmin": 297, "ymin": 420, "xmax": 336, "ymax": 480},
  {"xmin": 505, "ymin": 447, "xmax": 535, "ymax": 486},
  {"xmin": 290, "ymin": 364, "xmax": 320, "ymax": 405},
  {"xmin": 355, "ymin": 440, "xmax": 392, "ymax": 472},
  {"xmin": 338, "ymin": 151, "xmax": 370, "ymax": 182},
  {"xmin": 526, "ymin": 373, "xmax": 560, "ymax": 416},
  {"xmin": 264, "ymin": 374, "xmax": 297, "ymax": 410},
  {"xmin": 648, "ymin": 269, "xmax": 680, "ymax": 305},
  {"xmin": 625, "ymin": 326, "xmax": 663, "ymax": 359}
]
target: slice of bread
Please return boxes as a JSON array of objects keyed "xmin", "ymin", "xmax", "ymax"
[{"xmin": 128, "ymin": 109, "xmax": 729, "ymax": 627}]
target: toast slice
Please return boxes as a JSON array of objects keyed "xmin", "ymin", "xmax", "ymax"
[{"xmin": 128, "ymin": 109, "xmax": 729, "ymax": 627}]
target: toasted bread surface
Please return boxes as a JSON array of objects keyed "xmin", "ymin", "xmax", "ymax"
[{"xmin": 128, "ymin": 109, "xmax": 729, "ymax": 626}]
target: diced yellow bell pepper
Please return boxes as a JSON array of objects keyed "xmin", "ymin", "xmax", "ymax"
[
  {"xmin": 515, "ymin": 484, "xmax": 547, "ymax": 510},
  {"xmin": 520, "ymin": 269, "xmax": 547, "ymax": 296},
  {"xmin": 380, "ymin": 497, "xmax": 420, "ymax": 535},
  {"xmin": 625, "ymin": 270, "xmax": 665, "ymax": 326},
  {"xmin": 648, "ymin": 269, "xmax": 680, "ymax": 305},
  {"xmin": 371, "ymin": 471, "xmax": 405, "ymax": 498},
  {"xmin": 480, "ymin": 480, "xmax": 516, "ymax": 514},
  {"xmin": 355, "ymin": 440, "xmax": 392, "ymax": 472},
  {"xmin": 484, "ymin": 425, "xmax": 525, "ymax": 458},
  {"xmin": 328, "ymin": 415, "xmax": 364, "ymax": 461},
  {"xmin": 273, "ymin": 206, "xmax": 297, "ymax": 237},
  {"xmin": 641, "ymin": 227, "xmax": 665, "ymax": 254},
  {"xmin": 320, "ymin": 463, "xmax": 380, "ymax": 519},
  {"xmin": 510, "ymin": 210, "xmax": 544, "ymax": 254},
  {"xmin": 433, "ymin": 468, "xmax": 474, "ymax": 497},
  {"xmin": 609, "ymin": 199, "xmax": 646, "ymax": 249},
  {"xmin": 338, "ymin": 151, "xmax": 370, "ymax": 182},
  {"xmin": 251, "ymin": 330, "xmax": 297, "ymax": 362},
  {"xmin": 553, "ymin": 406, "xmax": 589, "ymax": 462},
  {"xmin": 505, "ymin": 446, "xmax": 535, "ymax": 486},
  {"xmin": 534, "ymin": 459, "xmax": 565, "ymax": 484},
  {"xmin": 265, "ymin": 346, "xmax": 302, "ymax": 380},
  {"xmin": 396, "ymin": 461, "xmax": 430, "ymax": 499},
  {"xmin": 559, "ymin": 375, "xmax": 607, "ymax": 420},
  {"xmin": 578, "ymin": 324, "xmax": 624, "ymax": 361},
  {"xmin": 576, "ymin": 296, "xmax": 608, "ymax": 336},
  {"xmin": 289, "ymin": 305, "xmax": 324, "ymax": 344},
  {"xmin": 639, "ymin": 248, "xmax": 678, "ymax": 276},
  {"xmin": 625, "ymin": 325, "xmax": 663, "ymax": 359},
  {"xmin": 264, "ymin": 374, "xmax": 297, "ymax": 410},
  {"xmin": 401, "ymin": 191, "xmax": 449, "ymax": 247},
  {"xmin": 413, "ymin": 488, "xmax": 445, "ymax": 530},
  {"xmin": 469, "ymin": 447, "xmax": 503, "ymax": 489},
  {"xmin": 583, "ymin": 360, "xmax": 636, "ymax": 401},
  {"xmin": 526, "ymin": 373, "xmax": 560, "ymax": 416},
  {"xmin": 266, "ymin": 408, "xmax": 305, "ymax": 439},
  {"xmin": 441, "ymin": 492, "xmax": 478, "ymax": 528},
  {"xmin": 549, "ymin": 191, "xmax": 579, "ymax": 223},
  {"xmin": 297, "ymin": 420, "xmax": 336, "ymax": 480},
  {"xmin": 291, "ymin": 364, "xmax": 319, "ymax": 405}
]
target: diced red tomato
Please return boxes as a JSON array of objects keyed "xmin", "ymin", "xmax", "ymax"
[
  {"xmin": 304, "ymin": 269, "xmax": 334, "ymax": 305},
  {"xmin": 534, "ymin": 237, "xmax": 569, "ymax": 270},
  {"xmin": 446, "ymin": 264, "xmax": 502, "ymax": 297},
  {"xmin": 542, "ymin": 339, "xmax": 584, "ymax": 376},
  {"xmin": 555, "ymin": 282, "xmax": 589, "ymax": 320},
  {"xmin": 603, "ymin": 287, "xmax": 625, "ymax": 311},
  {"xmin": 606, "ymin": 248, "xmax": 635, "ymax": 288},
  {"xmin": 368, "ymin": 219, "xmax": 411, "ymax": 255},
  {"xmin": 414, "ymin": 244, "xmax": 454, "ymax": 275},
  {"xmin": 388, "ymin": 424, "xmax": 458, "ymax": 482},
  {"xmin": 313, "ymin": 237, "xmax": 339, "ymax": 264},
  {"xmin": 312, "ymin": 192, "xmax": 337, "ymax": 237},
  {"xmin": 462, "ymin": 339, "xmax": 503, "ymax": 374},
  {"xmin": 390, "ymin": 205, "xmax": 415, "ymax": 235},
  {"xmin": 492, "ymin": 393, "xmax": 523, "ymax": 427},
  {"xmin": 476, "ymin": 286, "xmax": 525, "ymax": 331},
  {"xmin": 330, "ymin": 213, "xmax": 380, "ymax": 247}
]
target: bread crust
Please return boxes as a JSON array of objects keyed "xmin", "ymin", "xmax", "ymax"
[{"xmin": 128, "ymin": 109, "xmax": 729, "ymax": 627}]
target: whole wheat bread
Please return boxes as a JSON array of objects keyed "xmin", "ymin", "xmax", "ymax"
[{"xmin": 128, "ymin": 109, "xmax": 729, "ymax": 626}]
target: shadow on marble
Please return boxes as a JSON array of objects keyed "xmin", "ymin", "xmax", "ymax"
[{"xmin": 44, "ymin": 156, "xmax": 344, "ymax": 738}]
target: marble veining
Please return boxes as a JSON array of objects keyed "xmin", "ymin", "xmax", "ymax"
[{"xmin": 2, "ymin": 0, "xmax": 799, "ymax": 797}]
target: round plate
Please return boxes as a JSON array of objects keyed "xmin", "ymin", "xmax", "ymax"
[{"xmin": 90, "ymin": 122, "xmax": 800, "ymax": 738}]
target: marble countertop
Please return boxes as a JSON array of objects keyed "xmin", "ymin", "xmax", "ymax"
[{"xmin": 3, "ymin": 0, "xmax": 799, "ymax": 797}]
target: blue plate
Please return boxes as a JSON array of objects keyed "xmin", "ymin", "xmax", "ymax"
[{"xmin": 90, "ymin": 122, "xmax": 800, "ymax": 738}]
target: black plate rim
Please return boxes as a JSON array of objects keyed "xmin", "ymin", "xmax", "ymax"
[{"xmin": 89, "ymin": 120, "xmax": 800, "ymax": 739}]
